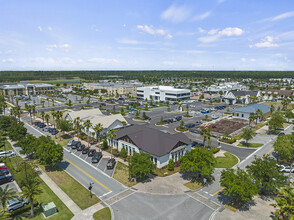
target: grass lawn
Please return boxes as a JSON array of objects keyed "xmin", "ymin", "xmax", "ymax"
[
  {"xmin": 184, "ymin": 181, "xmax": 203, "ymax": 190},
  {"xmin": 176, "ymin": 126, "xmax": 188, "ymax": 132},
  {"xmin": 93, "ymin": 207, "xmax": 111, "ymax": 220},
  {"xmin": 52, "ymin": 133, "xmax": 73, "ymax": 147},
  {"xmin": 40, "ymin": 165, "xmax": 100, "ymax": 210},
  {"xmin": 155, "ymin": 121, "xmax": 168, "ymax": 126},
  {"xmin": 215, "ymin": 152, "xmax": 239, "ymax": 168},
  {"xmin": 6, "ymin": 157, "xmax": 74, "ymax": 220},
  {"xmin": 0, "ymin": 140, "xmax": 13, "ymax": 152},
  {"xmin": 152, "ymin": 166, "xmax": 181, "ymax": 177},
  {"xmin": 113, "ymin": 161, "xmax": 137, "ymax": 187},
  {"xmin": 237, "ymin": 142, "xmax": 263, "ymax": 148}
]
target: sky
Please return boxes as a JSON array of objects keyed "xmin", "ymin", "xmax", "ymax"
[{"xmin": 0, "ymin": 0, "xmax": 294, "ymax": 71}]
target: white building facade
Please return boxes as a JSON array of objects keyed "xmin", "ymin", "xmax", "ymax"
[{"xmin": 137, "ymin": 86, "xmax": 190, "ymax": 102}]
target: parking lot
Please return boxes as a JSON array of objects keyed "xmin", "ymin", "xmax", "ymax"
[{"xmin": 66, "ymin": 146, "xmax": 115, "ymax": 177}]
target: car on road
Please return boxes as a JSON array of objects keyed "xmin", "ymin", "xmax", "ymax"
[
  {"xmin": 67, "ymin": 139, "xmax": 74, "ymax": 147},
  {"xmin": 0, "ymin": 175, "xmax": 13, "ymax": 185},
  {"xmin": 107, "ymin": 158, "xmax": 116, "ymax": 169},
  {"xmin": 82, "ymin": 147, "xmax": 90, "ymax": 154},
  {"xmin": 91, "ymin": 152, "xmax": 102, "ymax": 163},
  {"xmin": 6, "ymin": 198, "xmax": 29, "ymax": 212},
  {"xmin": 71, "ymin": 141, "xmax": 81, "ymax": 149},
  {"xmin": 88, "ymin": 149, "xmax": 96, "ymax": 157},
  {"xmin": 77, "ymin": 144, "xmax": 86, "ymax": 151}
]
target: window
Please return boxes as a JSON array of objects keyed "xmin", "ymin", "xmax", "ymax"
[
  {"xmin": 241, "ymin": 114, "xmax": 244, "ymax": 117},
  {"xmin": 237, "ymin": 113, "xmax": 239, "ymax": 116},
  {"xmin": 154, "ymin": 158, "xmax": 157, "ymax": 163},
  {"xmin": 151, "ymin": 156, "xmax": 153, "ymax": 162}
]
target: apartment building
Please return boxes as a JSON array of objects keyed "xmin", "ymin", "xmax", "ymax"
[{"xmin": 0, "ymin": 83, "xmax": 55, "ymax": 96}]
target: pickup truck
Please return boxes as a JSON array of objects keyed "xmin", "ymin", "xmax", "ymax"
[
  {"xmin": 0, "ymin": 151, "xmax": 16, "ymax": 158},
  {"xmin": 107, "ymin": 158, "xmax": 116, "ymax": 169}
]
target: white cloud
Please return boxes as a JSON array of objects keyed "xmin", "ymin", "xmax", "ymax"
[
  {"xmin": 137, "ymin": 25, "xmax": 165, "ymax": 35},
  {"xmin": 46, "ymin": 44, "xmax": 72, "ymax": 52},
  {"xmin": 47, "ymin": 26, "xmax": 52, "ymax": 31},
  {"xmin": 218, "ymin": 27, "xmax": 244, "ymax": 36},
  {"xmin": 166, "ymin": 34, "xmax": 173, "ymax": 39},
  {"xmin": 198, "ymin": 27, "xmax": 244, "ymax": 43},
  {"xmin": 88, "ymin": 58, "xmax": 119, "ymax": 64},
  {"xmin": 241, "ymin": 58, "xmax": 247, "ymax": 62},
  {"xmin": 241, "ymin": 58, "xmax": 256, "ymax": 62},
  {"xmin": 271, "ymin": 11, "xmax": 294, "ymax": 21},
  {"xmin": 91, "ymin": 25, "xmax": 99, "ymax": 32},
  {"xmin": 161, "ymin": 5, "xmax": 191, "ymax": 23},
  {"xmin": 250, "ymin": 36, "xmax": 279, "ymax": 48},
  {"xmin": 2, "ymin": 58, "xmax": 15, "ymax": 63},
  {"xmin": 193, "ymin": 11, "xmax": 211, "ymax": 21},
  {"xmin": 38, "ymin": 26, "xmax": 52, "ymax": 31},
  {"xmin": 38, "ymin": 26, "xmax": 43, "ymax": 32},
  {"xmin": 163, "ymin": 61, "xmax": 178, "ymax": 65}
]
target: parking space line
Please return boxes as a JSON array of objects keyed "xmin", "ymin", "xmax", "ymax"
[
  {"xmin": 264, "ymin": 148, "xmax": 274, "ymax": 157},
  {"xmin": 65, "ymin": 158, "xmax": 111, "ymax": 191}
]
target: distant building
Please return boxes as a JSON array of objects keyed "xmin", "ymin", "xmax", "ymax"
[
  {"xmin": 83, "ymin": 82, "xmax": 142, "ymax": 95},
  {"xmin": 232, "ymin": 104, "xmax": 270, "ymax": 121},
  {"xmin": 261, "ymin": 90, "xmax": 294, "ymax": 100},
  {"xmin": 206, "ymin": 82, "xmax": 248, "ymax": 93},
  {"xmin": 112, "ymin": 125, "xmax": 192, "ymax": 168},
  {"xmin": 223, "ymin": 91, "xmax": 260, "ymax": 105},
  {"xmin": 0, "ymin": 83, "xmax": 55, "ymax": 96},
  {"xmin": 137, "ymin": 86, "xmax": 190, "ymax": 102}
]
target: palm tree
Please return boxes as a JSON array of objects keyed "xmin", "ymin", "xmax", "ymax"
[
  {"xmin": 270, "ymin": 105, "xmax": 275, "ymax": 115},
  {"xmin": 0, "ymin": 185, "xmax": 18, "ymax": 211},
  {"xmin": 55, "ymin": 111, "xmax": 63, "ymax": 130},
  {"xmin": 249, "ymin": 112, "xmax": 256, "ymax": 126},
  {"xmin": 74, "ymin": 117, "xmax": 81, "ymax": 141},
  {"xmin": 256, "ymin": 109, "xmax": 263, "ymax": 122},
  {"xmin": 31, "ymin": 105, "xmax": 36, "ymax": 121},
  {"xmin": 107, "ymin": 130, "xmax": 116, "ymax": 157},
  {"xmin": 83, "ymin": 120, "xmax": 92, "ymax": 147},
  {"xmin": 200, "ymin": 128, "xmax": 211, "ymax": 147},
  {"xmin": 25, "ymin": 103, "xmax": 33, "ymax": 124},
  {"xmin": 282, "ymin": 97, "xmax": 290, "ymax": 111},
  {"xmin": 50, "ymin": 109, "xmax": 56, "ymax": 128},
  {"xmin": 45, "ymin": 113, "xmax": 50, "ymax": 126},
  {"xmin": 271, "ymin": 186, "xmax": 294, "ymax": 219},
  {"xmin": 93, "ymin": 123, "xmax": 103, "ymax": 152},
  {"xmin": 21, "ymin": 181, "xmax": 42, "ymax": 217},
  {"xmin": 40, "ymin": 100, "xmax": 45, "ymax": 108},
  {"xmin": 40, "ymin": 111, "xmax": 45, "ymax": 123}
]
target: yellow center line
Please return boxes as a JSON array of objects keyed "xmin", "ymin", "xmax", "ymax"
[
  {"xmin": 264, "ymin": 148, "xmax": 274, "ymax": 157},
  {"xmin": 65, "ymin": 158, "xmax": 111, "ymax": 192},
  {"xmin": 213, "ymin": 187, "xmax": 224, "ymax": 196}
]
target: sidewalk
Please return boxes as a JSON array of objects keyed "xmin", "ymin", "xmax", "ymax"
[{"xmin": 71, "ymin": 202, "xmax": 106, "ymax": 220}]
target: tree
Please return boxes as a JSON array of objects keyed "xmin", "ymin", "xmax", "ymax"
[
  {"xmin": 40, "ymin": 111, "xmax": 45, "ymax": 123},
  {"xmin": 285, "ymin": 109, "xmax": 294, "ymax": 122},
  {"xmin": 112, "ymin": 105, "xmax": 116, "ymax": 113},
  {"xmin": 220, "ymin": 168, "xmax": 259, "ymax": 204},
  {"xmin": 135, "ymin": 110, "xmax": 139, "ymax": 118},
  {"xmin": 246, "ymin": 156, "xmax": 288, "ymax": 194},
  {"xmin": 45, "ymin": 113, "xmax": 50, "ymax": 126},
  {"xmin": 0, "ymin": 185, "xmax": 18, "ymax": 211},
  {"xmin": 270, "ymin": 104, "xmax": 275, "ymax": 114},
  {"xmin": 130, "ymin": 152, "xmax": 155, "ymax": 180},
  {"xmin": 21, "ymin": 181, "xmax": 42, "ymax": 217},
  {"xmin": 142, "ymin": 112, "xmax": 147, "ymax": 120},
  {"xmin": 83, "ymin": 120, "xmax": 92, "ymax": 147},
  {"xmin": 180, "ymin": 147, "xmax": 216, "ymax": 181},
  {"xmin": 282, "ymin": 97, "xmax": 290, "ymax": 111},
  {"xmin": 102, "ymin": 138, "xmax": 108, "ymax": 150},
  {"xmin": 38, "ymin": 141, "xmax": 63, "ymax": 167},
  {"xmin": 93, "ymin": 123, "xmax": 103, "ymax": 152},
  {"xmin": 201, "ymin": 128, "xmax": 212, "ymax": 147},
  {"xmin": 180, "ymin": 120, "xmax": 184, "ymax": 129},
  {"xmin": 74, "ymin": 117, "xmax": 81, "ymax": 141},
  {"xmin": 274, "ymin": 134, "xmax": 294, "ymax": 164},
  {"xmin": 17, "ymin": 134, "xmax": 37, "ymax": 155},
  {"xmin": 120, "ymin": 146, "xmax": 127, "ymax": 158},
  {"xmin": 241, "ymin": 127, "xmax": 254, "ymax": 145},
  {"xmin": 25, "ymin": 103, "xmax": 34, "ymax": 124},
  {"xmin": 271, "ymin": 186, "xmax": 294, "ymax": 219},
  {"xmin": 167, "ymin": 158, "xmax": 174, "ymax": 171},
  {"xmin": 120, "ymin": 107, "xmax": 124, "ymax": 115},
  {"xmin": 55, "ymin": 111, "xmax": 63, "ymax": 132},
  {"xmin": 249, "ymin": 112, "xmax": 256, "ymax": 126},
  {"xmin": 8, "ymin": 121, "xmax": 27, "ymax": 141},
  {"xmin": 269, "ymin": 111, "xmax": 286, "ymax": 132},
  {"xmin": 256, "ymin": 108, "xmax": 263, "ymax": 122},
  {"xmin": 58, "ymin": 119, "xmax": 73, "ymax": 134},
  {"xmin": 50, "ymin": 109, "xmax": 56, "ymax": 128},
  {"xmin": 68, "ymin": 99, "xmax": 72, "ymax": 107},
  {"xmin": 107, "ymin": 130, "xmax": 116, "ymax": 156}
]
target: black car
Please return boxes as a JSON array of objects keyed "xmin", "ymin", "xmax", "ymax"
[
  {"xmin": 77, "ymin": 144, "xmax": 86, "ymax": 151},
  {"xmin": 107, "ymin": 158, "xmax": 116, "ymax": 169},
  {"xmin": 88, "ymin": 149, "xmax": 96, "ymax": 157},
  {"xmin": 91, "ymin": 152, "xmax": 102, "ymax": 163},
  {"xmin": 39, "ymin": 123, "xmax": 46, "ymax": 128},
  {"xmin": 51, "ymin": 129, "xmax": 59, "ymax": 135},
  {"xmin": 82, "ymin": 147, "xmax": 90, "ymax": 154},
  {"xmin": 174, "ymin": 116, "xmax": 182, "ymax": 121},
  {"xmin": 34, "ymin": 121, "xmax": 41, "ymax": 126},
  {"xmin": 278, "ymin": 132, "xmax": 285, "ymax": 136},
  {"xmin": 71, "ymin": 141, "xmax": 81, "ymax": 149},
  {"xmin": 0, "ymin": 175, "xmax": 13, "ymax": 185}
]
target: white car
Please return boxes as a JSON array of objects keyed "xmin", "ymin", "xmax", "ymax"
[
  {"xmin": 7, "ymin": 198, "xmax": 29, "ymax": 212},
  {"xmin": 0, "ymin": 151, "xmax": 16, "ymax": 158},
  {"xmin": 279, "ymin": 165, "xmax": 294, "ymax": 173}
]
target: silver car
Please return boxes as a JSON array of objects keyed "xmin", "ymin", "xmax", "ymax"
[{"xmin": 7, "ymin": 198, "xmax": 29, "ymax": 212}]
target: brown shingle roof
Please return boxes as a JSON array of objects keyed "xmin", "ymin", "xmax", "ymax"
[
  {"xmin": 115, "ymin": 125, "xmax": 192, "ymax": 157},
  {"xmin": 265, "ymin": 90, "xmax": 293, "ymax": 96}
]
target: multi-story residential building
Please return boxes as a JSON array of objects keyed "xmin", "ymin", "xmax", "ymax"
[
  {"xmin": 112, "ymin": 125, "xmax": 192, "ymax": 168},
  {"xmin": 83, "ymin": 82, "xmax": 142, "ymax": 95},
  {"xmin": 261, "ymin": 90, "xmax": 294, "ymax": 100},
  {"xmin": 137, "ymin": 86, "xmax": 190, "ymax": 101},
  {"xmin": 0, "ymin": 83, "xmax": 55, "ymax": 96},
  {"xmin": 223, "ymin": 91, "xmax": 260, "ymax": 105}
]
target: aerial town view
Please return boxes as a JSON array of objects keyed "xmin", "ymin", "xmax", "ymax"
[{"xmin": 0, "ymin": 0, "xmax": 293, "ymax": 220}]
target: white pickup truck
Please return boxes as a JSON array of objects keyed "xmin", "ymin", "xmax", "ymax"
[{"xmin": 0, "ymin": 150, "xmax": 16, "ymax": 158}]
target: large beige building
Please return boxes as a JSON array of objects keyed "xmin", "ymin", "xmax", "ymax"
[
  {"xmin": 84, "ymin": 82, "xmax": 142, "ymax": 95},
  {"xmin": 0, "ymin": 83, "xmax": 55, "ymax": 96}
]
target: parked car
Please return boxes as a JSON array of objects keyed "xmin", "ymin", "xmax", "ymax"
[
  {"xmin": 88, "ymin": 149, "xmax": 96, "ymax": 157},
  {"xmin": 91, "ymin": 152, "xmax": 102, "ymax": 163},
  {"xmin": 107, "ymin": 158, "xmax": 116, "ymax": 169},
  {"xmin": 77, "ymin": 144, "xmax": 86, "ymax": 151},
  {"xmin": 44, "ymin": 127, "xmax": 52, "ymax": 132},
  {"xmin": 67, "ymin": 139, "xmax": 74, "ymax": 147},
  {"xmin": 278, "ymin": 132, "xmax": 285, "ymax": 136},
  {"xmin": 0, "ymin": 175, "xmax": 13, "ymax": 185},
  {"xmin": 51, "ymin": 129, "xmax": 59, "ymax": 135},
  {"xmin": 174, "ymin": 116, "xmax": 182, "ymax": 121},
  {"xmin": 71, "ymin": 141, "xmax": 81, "ymax": 149},
  {"xmin": 6, "ymin": 198, "xmax": 28, "ymax": 212},
  {"xmin": 279, "ymin": 165, "xmax": 294, "ymax": 173},
  {"xmin": 82, "ymin": 147, "xmax": 90, "ymax": 154},
  {"xmin": 0, "ymin": 151, "xmax": 16, "ymax": 158},
  {"xmin": 39, "ymin": 123, "xmax": 46, "ymax": 128}
]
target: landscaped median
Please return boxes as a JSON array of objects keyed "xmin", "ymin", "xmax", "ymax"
[
  {"xmin": 93, "ymin": 207, "xmax": 111, "ymax": 220},
  {"xmin": 40, "ymin": 164, "xmax": 100, "ymax": 210},
  {"xmin": 113, "ymin": 161, "xmax": 137, "ymax": 187},
  {"xmin": 237, "ymin": 142, "xmax": 263, "ymax": 148},
  {"xmin": 215, "ymin": 152, "xmax": 239, "ymax": 168}
]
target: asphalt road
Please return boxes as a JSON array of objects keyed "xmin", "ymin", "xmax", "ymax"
[{"xmin": 111, "ymin": 192, "xmax": 214, "ymax": 220}]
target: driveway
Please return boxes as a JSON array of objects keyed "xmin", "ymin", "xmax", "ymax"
[{"xmin": 111, "ymin": 192, "xmax": 215, "ymax": 220}]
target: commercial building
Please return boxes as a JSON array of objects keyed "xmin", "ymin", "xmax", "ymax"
[
  {"xmin": 223, "ymin": 91, "xmax": 260, "ymax": 105},
  {"xmin": 206, "ymin": 82, "xmax": 249, "ymax": 93},
  {"xmin": 83, "ymin": 82, "xmax": 142, "ymax": 95},
  {"xmin": 112, "ymin": 125, "xmax": 192, "ymax": 168},
  {"xmin": 137, "ymin": 86, "xmax": 190, "ymax": 102},
  {"xmin": 0, "ymin": 83, "xmax": 55, "ymax": 96},
  {"xmin": 232, "ymin": 104, "xmax": 270, "ymax": 121}
]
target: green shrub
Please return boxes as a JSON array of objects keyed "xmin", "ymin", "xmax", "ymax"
[
  {"xmin": 219, "ymin": 137, "xmax": 236, "ymax": 144},
  {"xmin": 167, "ymin": 159, "xmax": 174, "ymax": 171},
  {"xmin": 10, "ymin": 200, "xmax": 39, "ymax": 216},
  {"xmin": 102, "ymin": 138, "xmax": 108, "ymax": 150},
  {"xmin": 120, "ymin": 147, "xmax": 127, "ymax": 158},
  {"xmin": 211, "ymin": 148, "xmax": 220, "ymax": 154}
]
